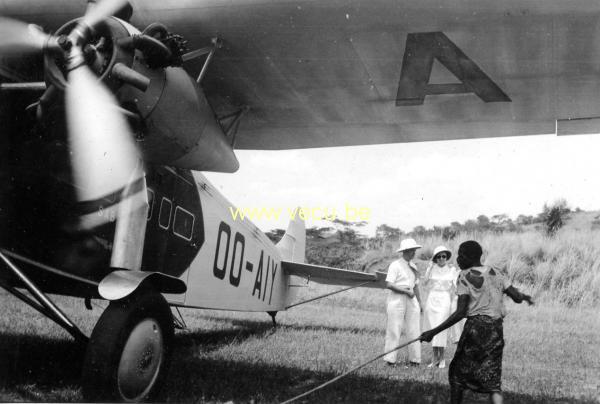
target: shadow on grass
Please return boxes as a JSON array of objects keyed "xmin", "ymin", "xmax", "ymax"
[
  {"xmin": 192, "ymin": 314, "xmax": 381, "ymax": 335},
  {"xmin": 162, "ymin": 355, "xmax": 592, "ymax": 404},
  {"xmin": 165, "ymin": 320, "xmax": 593, "ymax": 404},
  {"xmin": 0, "ymin": 323, "xmax": 594, "ymax": 404},
  {"xmin": 0, "ymin": 333, "xmax": 85, "ymax": 400},
  {"xmin": 176, "ymin": 319, "xmax": 278, "ymax": 352}
]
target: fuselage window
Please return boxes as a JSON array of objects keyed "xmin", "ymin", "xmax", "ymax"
[
  {"xmin": 159, "ymin": 197, "xmax": 172, "ymax": 230},
  {"xmin": 173, "ymin": 206, "xmax": 195, "ymax": 241},
  {"xmin": 147, "ymin": 189, "xmax": 155, "ymax": 221}
]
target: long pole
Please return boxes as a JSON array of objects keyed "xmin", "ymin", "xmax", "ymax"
[{"xmin": 281, "ymin": 337, "xmax": 420, "ymax": 404}]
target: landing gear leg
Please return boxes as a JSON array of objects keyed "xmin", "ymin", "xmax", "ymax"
[{"xmin": 267, "ymin": 311, "xmax": 277, "ymax": 326}]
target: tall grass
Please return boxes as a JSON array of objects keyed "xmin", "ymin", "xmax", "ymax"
[{"xmin": 360, "ymin": 228, "xmax": 600, "ymax": 307}]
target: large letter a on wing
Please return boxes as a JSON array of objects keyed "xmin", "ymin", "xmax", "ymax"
[{"xmin": 396, "ymin": 32, "xmax": 510, "ymax": 106}]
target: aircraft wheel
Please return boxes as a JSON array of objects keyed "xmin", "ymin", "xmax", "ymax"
[{"xmin": 81, "ymin": 288, "xmax": 173, "ymax": 402}]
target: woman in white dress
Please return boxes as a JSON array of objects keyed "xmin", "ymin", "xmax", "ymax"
[{"xmin": 423, "ymin": 245, "xmax": 460, "ymax": 368}]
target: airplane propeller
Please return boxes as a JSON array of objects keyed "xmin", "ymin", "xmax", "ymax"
[
  {"xmin": 80, "ymin": 0, "xmax": 130, "ymax": 34},
  {"xmin": 1, "ymin": 0, "xmax": 143, "ymax": 228},
  {"xmin": 65, "ymin": 57, "xmax": 142, "ymax": 212},
  {"xmin": 0, "ymin": 17, "xmax": 56, "ymax": 55}
]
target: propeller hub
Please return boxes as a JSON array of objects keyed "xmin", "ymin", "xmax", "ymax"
[
  {"xmin": 65, "ymin": 46, "xmax": 86, "ymax": 72},
  {"xmin": 45, "ymin": 17, "xmax": 134, "ymax": 91},
  {"xmin": 67, "ymin": 23, "xmax": 93, "ymax": 48},
  {"xmin": 57, "ymin": 35, "xmax": 72, "ymax": 51}
]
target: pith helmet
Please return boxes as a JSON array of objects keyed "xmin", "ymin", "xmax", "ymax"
[{"xmin": 396, "ymin": 238, "xmax": 422, "ymax": 252}]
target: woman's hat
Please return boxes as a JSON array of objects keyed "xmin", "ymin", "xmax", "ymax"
[
  {"xmin": 396, "ymin": 238, "xmax": 422, "ymax": 252},
  {"xmin": 432, "ymin": 245, "xmax": 452, "ymax": 260}
]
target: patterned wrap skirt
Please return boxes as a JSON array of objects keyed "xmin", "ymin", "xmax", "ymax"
[{"xmin": 449, "ymin": 315, "xmax": 504, "ymax": 393}]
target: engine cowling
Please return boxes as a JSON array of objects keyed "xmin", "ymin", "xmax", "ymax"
[{"xmin": 44, "ymin": 17, "xmax": 239, "ymax": 173}]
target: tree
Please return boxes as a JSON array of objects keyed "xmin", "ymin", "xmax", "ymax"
[
  {"xmin": 442, "ymin": 226, "xmax": 458, "ymax": 240},
  {"xmin": 543, "ymin": 198, "xmax": 570, "ymax": 236},
  {"xmin": 306, "ymin": 226, "xmax": 334, "ymax": 239},
  {"xmin": 516, "ymin": 214, "xmax": 534, "ymax": 225},
  {"xmin": 505, "ymin": 219, "xmax": 519, "ymax": 232},
  {"xmin": 491, "ymin": 214, "xmax": 509, "ymax": 225},
  {"xmin": 489, "ymin": 214, "xmax": 509, "ymax": 233},
  {"xmin": 339, "ymin": 228, "xmax": 362, "ymax": 243},
  {"xmin": 450, "ymin": 221, "xmax": 463, "ymax": 231},
  {"xmin": 432, "ymin": 225, "xmax": 444, "ymax": 235},
  {"xmin": 412, "ymin": 225, "xmax": 427, "ymax": 236},
  {"xmin": 375, "ymin": 224, "xmax": 402, "ymax": 240},
  {"xmin": 476, "ymin": 215, "xmax": 491, "ymax": 230},
  {"xmin": 463, "ymin": 219, "xmax": 478, "ymax": 232},
  {"xmin": 265, "ymin": 228, "xmax": 285, "ymax": 243}
]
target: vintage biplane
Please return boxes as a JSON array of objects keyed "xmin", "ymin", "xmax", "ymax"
[{"xmin": 0, "ymin": 0, "xmax": 597, "ymax": 401}]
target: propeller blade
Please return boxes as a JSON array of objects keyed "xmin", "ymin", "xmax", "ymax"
[
  {"xmin": 65, "ymin": 63, "xmax": 142, "ymax": 211},
  {"xmin": 0, "ymin": 17, "xmax": 50, "ymax": 55},
  {"xmin": 81, "ymin": 0, "xmax": 130, "ymax": 30}
]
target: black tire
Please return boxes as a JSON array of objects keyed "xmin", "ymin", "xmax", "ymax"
[{"xmin": 81, "ymin": 288, "xmax": 173, "ymax": 402}]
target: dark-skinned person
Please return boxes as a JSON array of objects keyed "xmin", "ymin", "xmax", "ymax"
[
  {"xmin": 383, "ymin": 238, "xmax": 423, "ymax": 367},
  {"xmin": 419, "ymin": 240, "xmax": 534, "ymax": 404}
]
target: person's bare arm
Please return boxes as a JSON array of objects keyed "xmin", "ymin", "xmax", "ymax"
[
  {"xmin": 420, "ymin": 294, "xmax": 469, "ymax": 342},
  {"xmin": 505, "ymin": 285, "xmax": 534, "ymax": 305}
]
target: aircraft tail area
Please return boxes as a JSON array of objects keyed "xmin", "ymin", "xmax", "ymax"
[
  {"xmin": 276, "ymin": 212, "xmax": 305, "ymax": 263},
  {"xmin": 281, "ymin": 261, "xmax": 386, "ymax": 288}
]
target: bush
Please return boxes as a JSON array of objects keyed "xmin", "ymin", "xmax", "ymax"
[{"xmin": 542, "ymin": 199, "xmax": 570, "ymax": 236}]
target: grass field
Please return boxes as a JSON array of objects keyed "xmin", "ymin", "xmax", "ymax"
[{"xmin": 0, "ymin": 286, "xmax": 598, "ymax": 403}]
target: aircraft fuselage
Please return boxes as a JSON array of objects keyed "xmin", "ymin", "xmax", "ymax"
[{"xmin": 0, "ymin": 97, "xmax": 289, "ymax": 311}]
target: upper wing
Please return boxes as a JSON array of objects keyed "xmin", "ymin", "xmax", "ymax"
[
  {"xmin": 180, "ymin": 0, "xmax": 600, "ymax": 149},
  {"xmin": 282, "ymin": 261, "xmax": 386, "ymax": 288},
  {"xmin": 3, "ymin": 0, "xmax": 600, "ymax": 148}
]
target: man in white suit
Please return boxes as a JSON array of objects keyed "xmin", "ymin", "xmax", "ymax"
[{"xmin": 383, "ymin": 238, "xmax": 423, "ymax": 366}]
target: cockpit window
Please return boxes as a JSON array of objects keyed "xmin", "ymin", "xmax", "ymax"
[
  {"xmin": 147, "ymin": 189, "xmax": 155, "ymax": 220},
  {"xmin": 159, "ymin": 198, "xmax": 172, "ymax": 229},
  {"xmin": 173, "ymin": 206, "xmax": 195, "ymax": 241}
]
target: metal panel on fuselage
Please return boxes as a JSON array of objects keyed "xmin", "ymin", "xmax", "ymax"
[
  {"xmin": 143, "ymin": 166, "xmax": 204, "ymax": 303},
  {"xmin": 181, "ymin": 172, "xmax": 288, "ymax": 311}
]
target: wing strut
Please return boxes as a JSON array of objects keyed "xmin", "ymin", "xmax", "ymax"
[
  {"xmin": 218, "ymin": 106, "xmax": 250, "ymax": 148},
  {"xmin": 0, "ymin": 251, "xmax": 88, "ymax": 342},
  {"xmin": 181, "ymin": 36, "xmax": 222, "ymax": 83}
]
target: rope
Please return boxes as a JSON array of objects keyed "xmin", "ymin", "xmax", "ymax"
[
  {"xmin": 285, "ymin": 281, "xmax": 374, "ymax": 310},
  {"xmin": 280, "ymin": 337, "xmax": 420, "ymax": 404}
]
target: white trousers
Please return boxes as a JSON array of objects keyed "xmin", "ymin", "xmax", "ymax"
[{"xmin": 383, "ymin": 294, "xmax": 421, "ymax": 363}]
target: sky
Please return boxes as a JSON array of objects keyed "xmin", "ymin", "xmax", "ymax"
[{"xmin": 204, "ymin": 133, "xmax": 600, "ymax": 236}]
